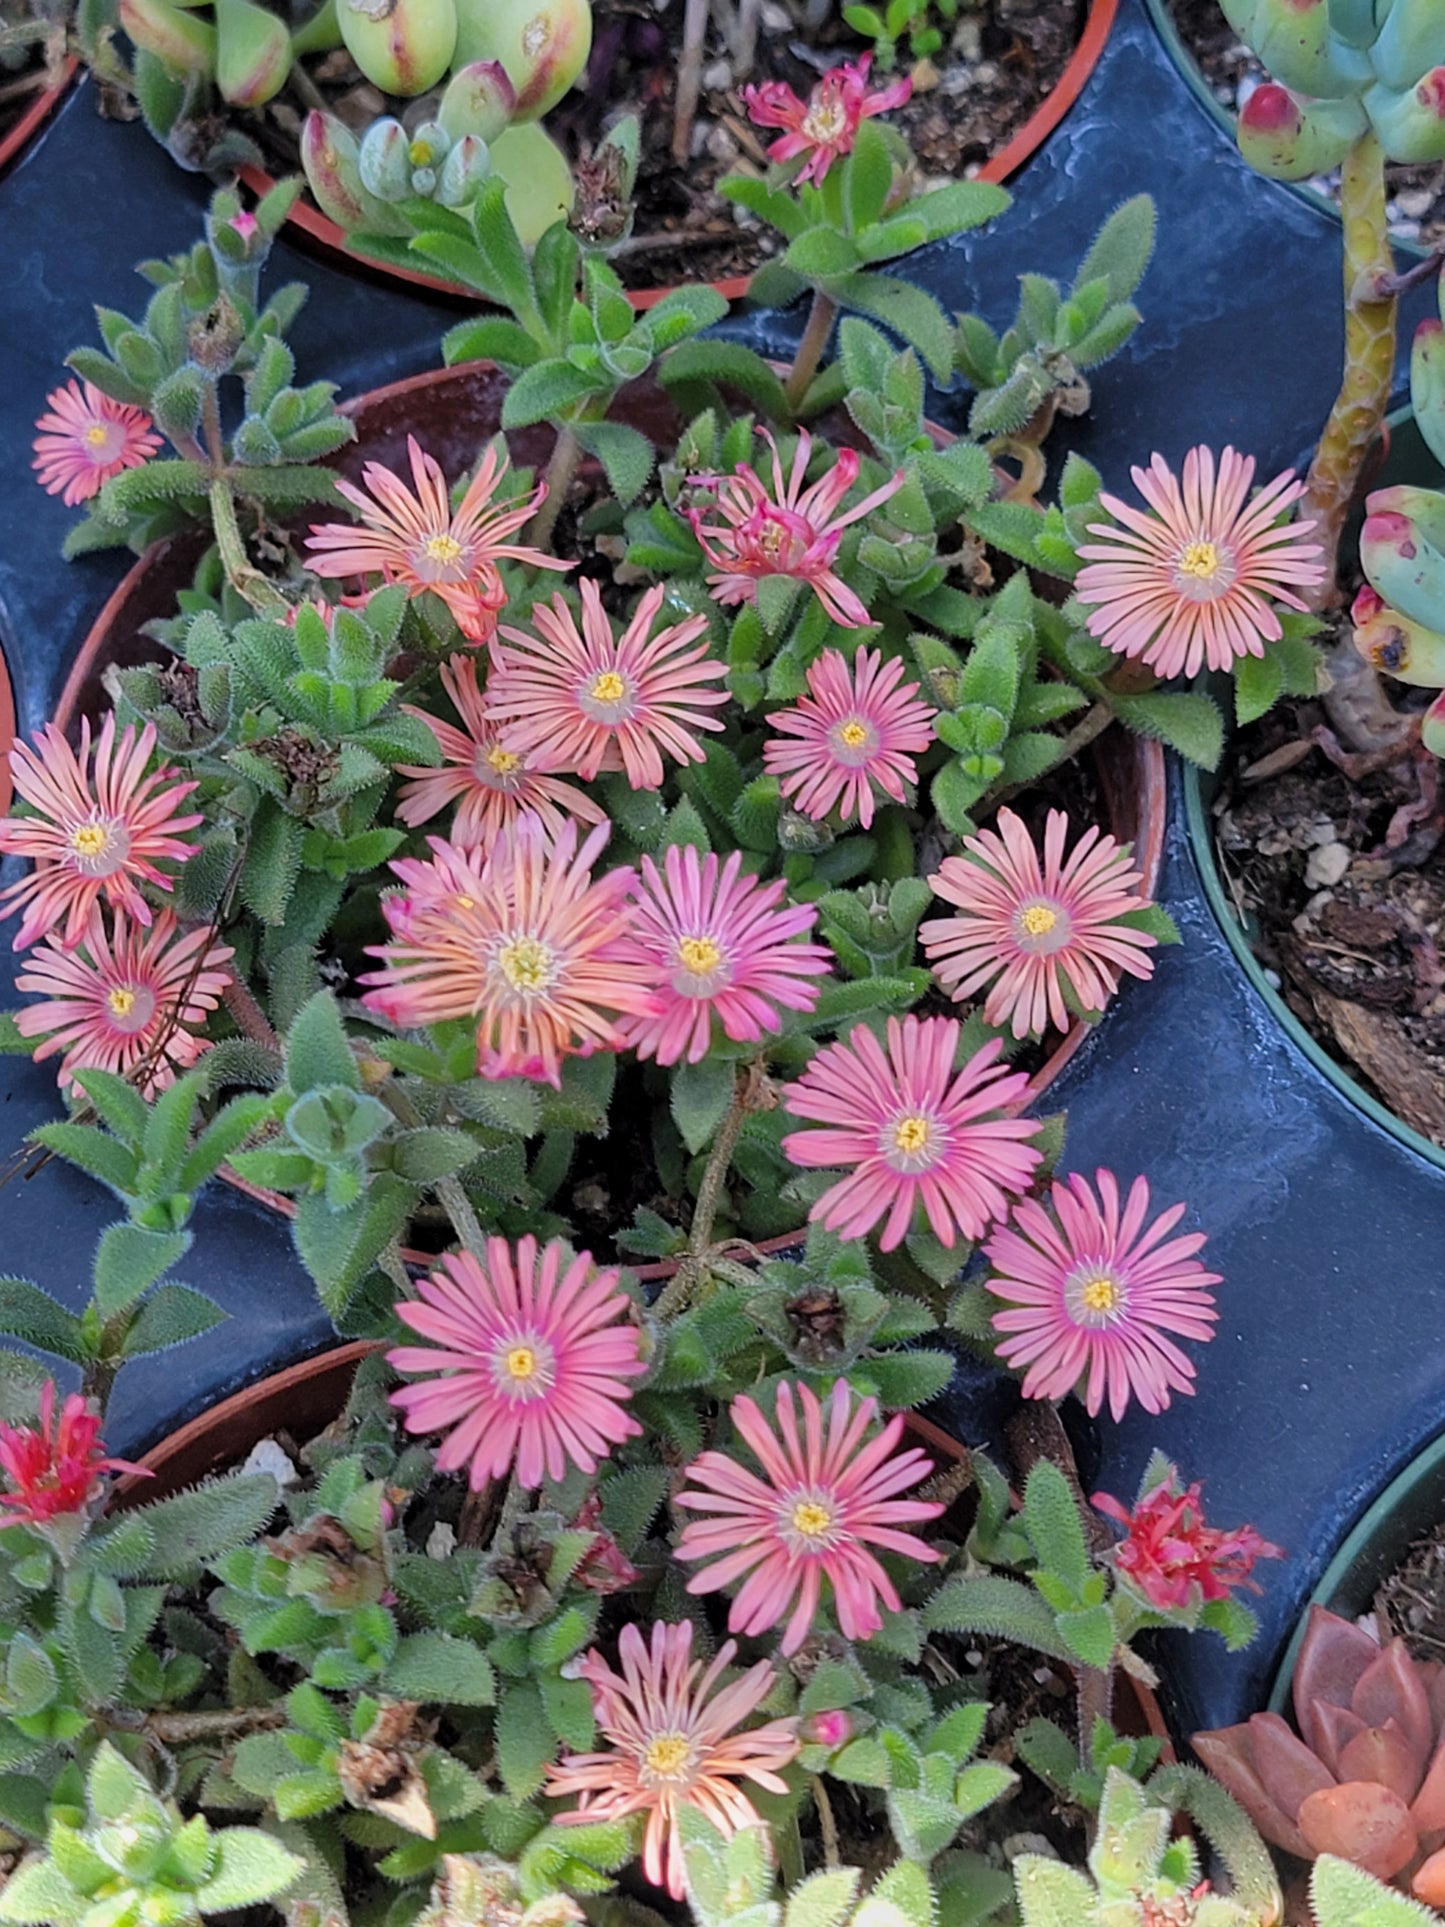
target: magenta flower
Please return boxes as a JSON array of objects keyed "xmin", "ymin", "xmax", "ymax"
[
  {"xmin": 677, "ymin": 1378, "xmax": 943, "ymax": 1657},
  {"xmin": 388, "ymin": 1235, "xmax": 647, "ymax": 1489},
  {"xmin": 620, "ymin": 844, "xmax": 831, "ymax": 1066},
  {"xmin": 32, "ymin": 380, "xmax": 162, "ymax": 507},
  {"xmin": 688, "ymin": 429, "xmax": 904, "ymax": 628},
  {"xmin": 781, "ymin": 1015, "xmax": 1042, "ymax": 1250},
  {"xmin": 764, "ymin": 646, "xmax": 935, "ymax": 831},
  {"xmin": 395, "ymin": 654, "xmax": 607, "ymax": 847},
  {"xmin": 985, "ymin": 1169, "xmax": 1220, "ymax": 1422},
  {"xmin": 0, "ymin": 715, "xmax": 203, "ymax": 951},
  {"xmin": 0, "ymin": 1381, "xmax": 145, "ymax": 1529},
  {"xmin": 485, "ymin": 580, "xmax": 730, "ymax": 790},
  {"xmin": 1074, "ymin": 446, "xmax": 1325, "ymax": 678},
  {"xmin": 920, "ymin": 807, "xmax": 1159, "ymax": 1040},
  {"xmin": 547, "ymin": 1619, "xmax": 800, "ymax": 1901},
  {"xmin": 742, "ymin": 53, "xmax": 912, "ymax": 186},
  {"xmin": 15, "ymin": 909, "xmax": 233, "ymax": 1096}
]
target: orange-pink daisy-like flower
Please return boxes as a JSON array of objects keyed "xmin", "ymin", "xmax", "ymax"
[
  {"xmin": 620, "ymin": 844, "xmax": 831, "ymax": 1067},
  {"xmin": 32, "ymin": 380, "xmax": 162, "ymax": 507},
  {"xmin": 360, "ymin": 816, "xmax": 655, "ymax": 1086},
  {"xmin": 547, "ymin": 1619, "xmax": 800, "ymax": 1901},
  {"xmin": 763, "ymin": 646, "xmax": 935, "ymax": 831},
  {"xmin": 387, "ymin": 1235, "xmax": 647, "ymax": 1490},
  {"xmin": 15, "ymin": 908, "xmax": 233, "ymax": 1097},
  {"xmin": 781, "ymin": 1015, "xmax": 1042, "ymax": 1250},
  {"xmin": 0, "ymin": 1380, "xmax": 146, "ymax": 1529},
  {"xmin": 985, "ymin": 1168, "xmax": 1220, "ymax": 1423},
  {"xmin": 0, "ymin": 715, "xmax": 203, "ymax": 951},
  {"xmin": 687, "ymin": 429, "xmax": 904, "ymax": 628},
  {"xmin": 395, "ymin": 654, "xmax": 607, "ymax": 847},
  {"xmin": 742, "ymin": 53, "xmax": 912, "ymax": 186},
  {"xmin": 1074, "ymin": 446, "xmax": 1325, "ymax": 679},
  {"xmin": 920, "ymin": 807, "xmax": 1159, "ymax": 1041},
  {"xmin": 676, "ymin": 1378, "xmax": 943, "ymax": 1657},
  {"xmin": 304, "ymin": 438, "xmax": 568, "ymax": 644},
  {"xmin": 485, "ymin": 579, "xmax": 730, "ymax": 790}
]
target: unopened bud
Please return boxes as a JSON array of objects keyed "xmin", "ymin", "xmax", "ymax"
[
  {"xmin": 802, "ymin": 1710, "xmax": 854, "ymax": 1748},
  {"xmin": 337, "ymin": 0, "xmax": 456, "ymax": 97},
  {"xmin": 215, "ymin": 0, "xmax": 291, "ymax": 106},
  {"xmin": 437, "ymin": 133, "xmax": 491, "ymax": 206},
  {"xmin": 359, "ymin": 117, "xmax": 415, "ymax": 200},
  {"xmin": 451, "ymin": 0, "xmax": 592, "ymax": 120}
]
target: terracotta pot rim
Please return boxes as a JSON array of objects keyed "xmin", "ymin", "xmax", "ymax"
[
  {"xmin": 236, "ymin": 0, "xmax": 1120, "ymax": 310},
  {"xmin": 0, "ymin": 54, "xmax": 77, "ymax": 178}
]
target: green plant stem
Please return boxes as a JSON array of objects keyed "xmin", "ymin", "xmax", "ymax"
[
  {"xmin": 653, "ymin": 1067, "xmax": 759, "ymax": 1320},
  {"xmin": 378, "ymin": 1081, "xmax": 488, "ymax": 1258},
  {"xmin": 784, "ymin": 290, "xmax": 838, "ymax": 415},
  {"xmin": 105, "ymin": 1704, "xmax": 289, "ymax": 1743},
  {"xmin": 809, "ymin": 1775, "xmax": 841, "ymax": 1870},
  {"xmin": 527, "ymin": 424, "xmax": 582, "ymax": 556},
  {"xmin": 209, "ymin": 478, "xmax": 289, "ymax": 618},
  {"xmin": 1077, "ymin": 1664, "xmax": 1113, "ymax": 1774}
]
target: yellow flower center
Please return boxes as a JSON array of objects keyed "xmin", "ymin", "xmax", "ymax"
[
  {"xmin": 408, "ymin": 138, "xmax": 434, "ymax": 167},
  {"xmin": 504, "ymin": 1345, "xmax": 537, "ymax": 1380},
  {"xmin": 792, "ymin": 1499, "xmax": 834, "ymax": 1538},
  {"xmin": 1079, "ymin": 1275, "xmax": 1120, "ymax": 1313},
  {"xmin": 893, "ymin": 1114, "xmax": 931, "ymax": 1156},
  {"xmin": 424, "ymin": 533, "xmax": 463, "ymax": 565},
  {"xmin": 803, "ymin": 98, "xmax": 848, "ymax": 144},
  {"xmin": 1019, "ymin": 903, "xmax": 1058, "ymax": 938},
  {"xmin": 107, "ymin": 987, "xmax": 137, "ymax": 1018},
  {"xmin": 70, "ymin": 823, "xmax": 111, "ymax": 858},
  {"xmin": 485, "ymin": 744, "xmax": 523, "ymax": 778},
  {"xmin": 84, "ymin": 424, "xmax": 111, "ymax": 449},
  {"xmin": 1178, "ymin": 541, "xmax": 1221, "ymax": 580},
  {"xmin": 590, "ymin": 670, "xmax": 627, "ymax": 706},
  {"xmin": 644, "ymin": 1734, "xmax": 692, "ymax": 1780},
  {"xmin": 677, "ymin": 935, "xmax": 724, "ymax": 975},
  {"xmin": 496, "ymin": 935, "xmax": 554, "ymax": 993},
  {"xmin": 837, "ymin": 719, "xmax": 869, "ymax": 750}
]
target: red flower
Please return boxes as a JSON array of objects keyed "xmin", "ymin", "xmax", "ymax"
[
  {"xmin": 0, "ymin": 1381, "xmax": 145, "ymax": 1529},
  {"xmin": 742, "ymin": 54, "xmax": 911, "ymax": 187},
  {"xmin": 1092, "ymin": 1470, "xmax": 1282, "ymax": 1613}
]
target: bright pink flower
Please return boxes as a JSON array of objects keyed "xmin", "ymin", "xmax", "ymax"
[
  {"xmin": 920, "ymin": 807, "xmax": 1158, "ymax": 1040},
  {"xmin": 395, "ymin": 654, "xmax": 607, "ymax": 847},
  {"xmin": 688, "ymin": 429, "xmax": 904, "ymax": 627},
  {"xmin": 485, "ymin": 579, "xmax": 729, "ymax": 790},
  {"xmin": 985, "ymin": 1169, "xmax": 1220, "ymax": 1423},
  {"xmin": 764, "ymin": 646, "xmax": 935, "ymax": 830},
  {"xmin": 360, "ymin": 817, "xmax": 655, "ymax": 1086},
  {"xmin": 781, "ymin": 1015, "xmax": 1041, "ymax": 1250},
  {"xmin": 1092, "ymin": 1471, "xmax": 1282, "ymax": 1614},
  {"xmin": 1074, "ymin": 446, "xmax": 1325, "ymax": 678},
  {"xmin": 620, "ymin": 844, "xmax": 831, "ymax": 1066},
  {"xmin": 0, "ymin": 1381, "xmax": 146, "ymax": 1529},
  {"xmin": 547, "ymin": 1619, "xmax": 800, "ymax": 1901},
  {"xmin": 305, "ymin": 438, "xmax": 567, "ymax": 644},
  {"xmin": 32, "ymin": 380, "xmax": 162, "ymax": 507},
  {"xmin": 742, "ymin": 53, "xmax": 912, "ymax": 186},
  {"xmin": 677, "ymin": 1379, "xmax": 943, "ymax": 1657},
  {"xmin": 388, "ymin": 1235, "xmax": 647, "ymax": 1490},
  {"xmin": 229, "ymin": 210, "xmax": 259, "ymax": 242},
  {"xmin": 0, "ymin": 715, "xmax": 203, "ymax": 951},
  {"xmin": 15, "ymin": 909, "xmax": 232, "ymax": 1097}
]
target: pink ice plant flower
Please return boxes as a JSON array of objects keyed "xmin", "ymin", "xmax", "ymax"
[
  {"xmin": 677, "ymin": 1378, "xmax": 944, "ymax": 1657},
  {"xmin": 32, "ymin": 380, "xmax": 162, "ymax": 507},
  {"xmin": 546, "ymin": 1619, "xmax": 800, "ymax": 1902},
  {"xmin": 0, "ymin": 715, "xmax": 203, "ymax": 951},
  {"xmin": 0, "ymin": 1381, "xmax": 146, "ymax": 1529},
  {"xmin": 687, "ymin": 428, "xmax": 905, "ymax": 628},
  {"xmin": 1074, "ymin": 445, "xmax": 1325, "ymax": 678},
  {"xmin": 742, "ymin": 53, "xmax": 912, "ymax": 186},
  {"xmin": 395, "ymin": 653, "xmax": 607, "ymax": 846},
  {"xmin": 985, "ymin": 1168, "xmax": 1220, "ymax": 1423},
  {"xmin": 387, "ymin": 1235, "xmax": 647, "ymax": 1489},
  {"xmin": 15, "ymin": 908, "xmax": 233, "ymax": 1096},
  {"xmin": 620, "ymin": 844, "xmax": 831, "ymax": 1066},
  {"xmin": 920, "ymin": 807, "xmax": 1159, "ymax": 1040},
  {"xmin": 782, "ymin": 1014, "xmax": 1042, "ymax": 1250},
  {"xmin": 1092, "ymin": 1471, "xmax": 1282, "ymax": 1614},
  {"xmin": 764, "ymin": 645, "xmax": 935, "ymax": 830},
  {"xmin": 305, "ymin": 438, "xmax": 568, "ymax": 644},
  {"xmin": 485, "ymin": 579, "xmax": 730, "ymax": 790}
]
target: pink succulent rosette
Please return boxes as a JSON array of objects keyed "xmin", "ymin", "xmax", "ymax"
[
  {"xmin": 781, "ymin": 1015, "xmax": 1042, "ymax": 1251},
  {"xmin": 985, "ymin": 1168, "xmax": 1220, "ymax": 1422},
  {"xmin": 32, "ymin": 380, "xmax": 162, "ymax": 507},
  {"xmin": 546, "ymin": 1619, "xmax": 800, "ymax": 1901},
  {"xmin": 388, "ymin": 1235, "xmax": 647, "ymax": 1489},
  {"xmin": 676, "ymin": 1378, "xmax": 944, "ymax": 1656},
  {"xmin": 620, "ymin": 843, "xmax": 831, "ymax": 1066},
  {"xmin": 1074, "ymin": 445, "xmax": 1325, "ymax": 678},
  {"xmin": 742, "ymin": 53, "xmax": 912, "ymax": 186},
  {"xmin": 0, "ymin": 1381, "xmax": 146, "ymax": 1529},
  {"xmin": 920, "ymin": 807, "xmax": 1159, "ymax": 1040},
  {"xmin": 764, "ymin": 645, "xmax": 936, "ymax": 831}
]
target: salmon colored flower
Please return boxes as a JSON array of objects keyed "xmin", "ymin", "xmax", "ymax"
[
  {"xmin": 620, "ymin": 844, "xmax": 831, "ymax": 1066},
  {"xmin": 15, "ymin": 909, "xmax": 233, "ymax": 1097},
  {"xmin": 388, "ymin": 1235, "xmax": 647, "ymax": 1489},
  {"xmin": 360, "ymin": 817, "xmax": 654, "ymax": 1086},
  {"xmin": 688, "ymin": 429, "xmax": 904, "ymax": 628},
  {"xmin": 0, "ymin": 1381, "xmax": 146, "ymax": 1529},
  {"xmin": 1092, "ymin": 1470, "xmax": 1282, "ymax": 1614},
  {"xmin": 1074, "ymin": 446, "xmax": 1325, "ymax": 678},
  {"xmin": 781, "ymin": 1015, "xmax": 1041, "ymax": 1250},
  {"xmin": 32, "ymin": 380, "xmax": 162, "ymax": 507},
  {"xmin": 0, "ymin": 715, "xmax": 203, "ymax": 951},
  {"xmin": 547, "ymin": 1619, "xmax": 800, "ymax": 1901},
  {"xmin": 742, "ymin": 53, "xmax": 912, "ymax": 186},
  {"xmin": 920, "ymin": 807, "xmax": 1159, "ymax": 1040},
  {"xmin": 677, "ymin": 1378, "xmax": 944, "ymax": 1656},
  {"xmin": 305, "ymin": 438, "xmax": 567, "ymax": 644},
  {"xmin": 764, "ymin": 646, "xmax": 935, "ymax": 830},
  {"xmin": 485, "ymin": 580, "xmax": 729, "ymax": 790},
  {"xmin": 395, "ymin": 654, "xmax": 607, "ymax": 847},
  {"xmin": 985, "ymin": 1169, "xmax": 1220, "ymax": 1423}
]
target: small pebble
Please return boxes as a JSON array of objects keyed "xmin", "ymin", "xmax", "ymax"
[
  {"xmin": 242, "ymin": 1437, "xmax": 297, "ymax": 1487},
  {"xmin": 705, "ymin": 121, "xmax": 739, "ymax": 163},
  {"xmin": 973, "ymin": 60, "xmax": 998, "ymax": 84},
  {"xmin": 701, "ymin": 57, "xmax": 732, "ymax": 93},
  {"xmin": 426, "ymin": 1522, "xmax": 457, "ymax": 1560},
  {"xmin": 1263, "ymin": 967, "xmax": 1282, "ymax": 990},
  {"xmin": 1305, "ymin": 841, "xmax": 1352, "ymax": 888},
  {"xmin": 1395, "ymin": 188, "xmax": 1436, "ymax": 219},
  {"xmin": 760, "ymin": 1, "xmax": 790, "ymax": 29}
]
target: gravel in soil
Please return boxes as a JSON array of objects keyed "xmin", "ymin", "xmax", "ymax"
[{"xmin": 1378, "ymin": 1519, "xmax": 1445, "ymax": 1666}]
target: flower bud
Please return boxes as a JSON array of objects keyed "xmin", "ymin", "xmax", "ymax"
[
  {"xmin": 1414, "ymin": 319, "xmax": 1445, "ymax": 471},
  {"xmin": 1373, "ymin": 0, "xmax": 1445, "ymax": 94},
  {"xmin": 437, "ymin": 132, "xmax": 491, "ymax": 205},
  {"xmin": 1237, "ymin": 83, "xmax": 1365, "ymax": 180},
  {"xmin": 360, "ymin": 117, "xmax": 417, "ymax": 199},
  {"xmin": 1365, "ymin": 68, "xmax": 1445, "ymax": 165},
  {"xmin": 1351, "ymin": 583, "xmax": 1445, "ymax": 688},
  {"xmin": 302, "ymin": 110, "xmax": 413, "ymax": 234},
  {"xmin": 337, "ymin": 0, "xmax": 457, "ymax": 98},
  {"xmin": 439, "ymin": 59, "xmax": 516, "ymax": 142},
  {"xmin": 451, "ymin": 0, "xmax": 592, "ymax": 120},
  {"xmin": 802, "ymin": 1709, "xmax": 854, "ymax": 1749},
  {"xmin": 118, "ymin": 0, "xmax": 216, "ymax": 75},
  {"xmin": 215, "ymin": 0, "xmax": 292, "ymax": 106}
]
